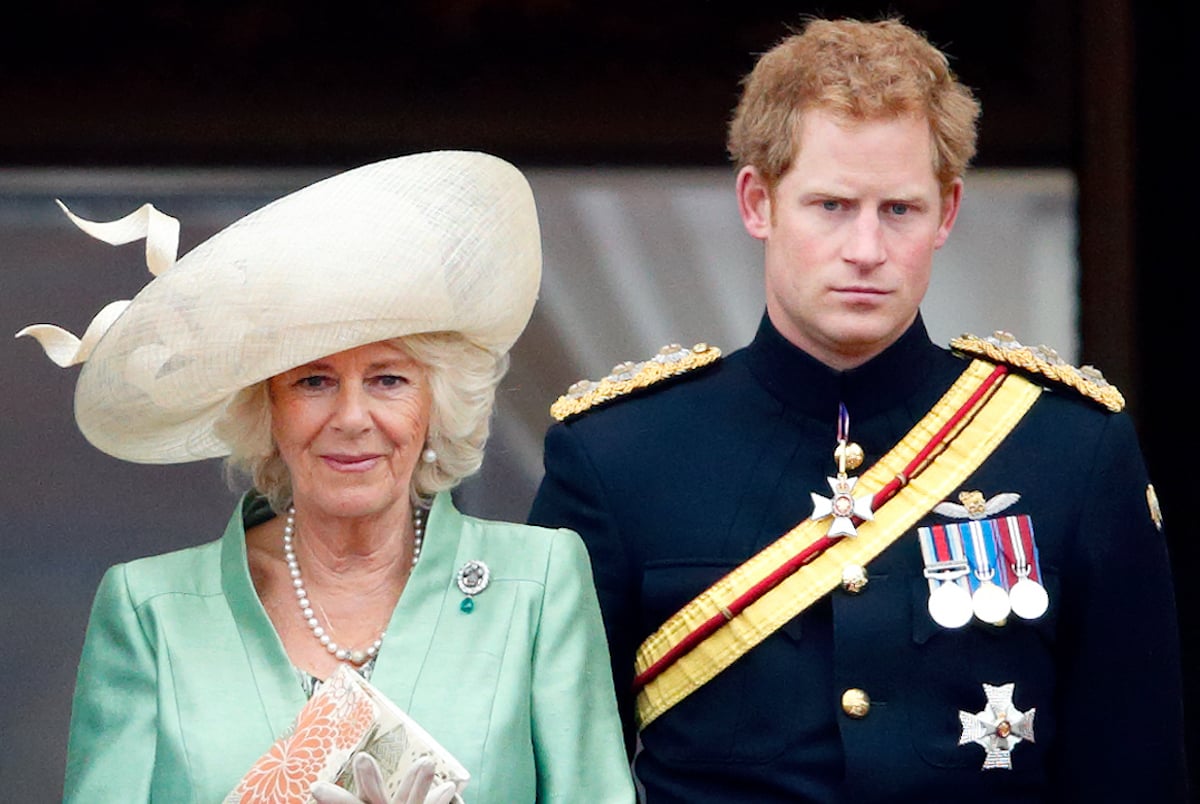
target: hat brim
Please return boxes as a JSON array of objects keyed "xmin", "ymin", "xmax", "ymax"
[{"xmin": 72, "ymin": 151, "xmax": 541, "ymax": 463}]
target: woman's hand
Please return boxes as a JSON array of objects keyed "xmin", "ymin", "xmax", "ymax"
[{"xmin": 311, "ymin": 753, "xmax": 458, "ymax": 804}]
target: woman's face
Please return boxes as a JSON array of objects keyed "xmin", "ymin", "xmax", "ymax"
[{"xmin": 269, "ymin": 340, "xmax": 432, "ymax": 521}]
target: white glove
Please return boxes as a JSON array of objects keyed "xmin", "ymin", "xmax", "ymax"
[{"xmin": 311, "ymin": 753, "xmax": 458, "ymax": 804}]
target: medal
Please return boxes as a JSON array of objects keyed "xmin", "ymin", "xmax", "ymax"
[
  {"xmin": 928, "ymin": 577, "xmax": 973, "ymax": 628},
  {"xmin": 919, "ymin": 524, "xmax": 973, "ymax": 628},
  {"xmin": 958, "ymin": 682, "xmax": 1036, "ymax": 770},
  {"xmin": 995, "ymin": 515, "xmax": 1048, "ymax": 620},
  {"xmin": 971, "ymin": 580, "xmax": 1010, "ymax": 624},
  {"xmin": 962, "ymin": 520, "xmax": 1010, "ymax": 624},
  {"xmin": 809, "ymin": 403, "xmax": 873, "ymax": 538},
  {"xmin": 1009, "ymin": 575, "xmax": 1049, "ymax": 620}
]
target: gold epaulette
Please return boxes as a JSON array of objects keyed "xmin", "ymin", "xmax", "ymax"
[
  {"xmin": 950, "ymin": 331, "xmax": 1125, "ymax": 412},
  {"xmin": 550, "ymin": 343, "xmax": 721, "ymax": 421}
]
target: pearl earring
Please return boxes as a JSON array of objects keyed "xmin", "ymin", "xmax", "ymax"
[{"xmin": 422, "ymin": 448, "xmax": 438, "ymax": 464}]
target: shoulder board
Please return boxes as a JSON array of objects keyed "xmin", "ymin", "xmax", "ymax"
[
  {"xmin": 950, "ymin": 331, "xmax": 1125, "ymax": 412},
  {"xmin": 550, "ymin": 342, "xmax": 721, "ymax": 421}
]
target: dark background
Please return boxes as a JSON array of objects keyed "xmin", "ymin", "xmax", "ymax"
[{"xmin": 3, "ymin": 0, "xmax": 1195, "ymax": 793}]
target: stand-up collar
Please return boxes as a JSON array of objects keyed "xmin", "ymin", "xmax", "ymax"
[{"xmin": 744, "ymin": 313, "xmax": 941, "ymax": 420}]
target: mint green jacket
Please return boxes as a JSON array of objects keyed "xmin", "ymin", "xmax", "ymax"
[{"xmin": 63, "ymin": 493, "xmax": 635, "ymax": 803}]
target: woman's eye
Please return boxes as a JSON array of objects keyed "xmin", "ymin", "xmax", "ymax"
[
  {"xmin": 297, "ymin": 376, "xmax": 327, "ymax": 389},
  {"xmin": 376, "ymin": 375, "xmax": 408, "ymax": 388}
]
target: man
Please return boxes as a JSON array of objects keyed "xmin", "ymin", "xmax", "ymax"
[{"xmin": 529, "ymin": 17, "xmax": 1187, "ymax": 803}]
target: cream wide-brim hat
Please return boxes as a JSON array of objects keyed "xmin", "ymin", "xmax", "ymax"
[{"xmin": 18, "ymin": 151, "xmax": 542, "ymax": 464}]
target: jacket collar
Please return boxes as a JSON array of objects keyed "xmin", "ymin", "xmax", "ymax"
[{"xmin": 744, "ymin": 312, "xmax": 941, "ymax": 421}]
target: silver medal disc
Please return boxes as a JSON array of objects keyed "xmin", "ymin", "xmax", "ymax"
[
  {"xmin": 971, "ymin": 580, "xmax": 1011, "ymax": 624},
  {"xmin": 928, "ymin": 581, "xmax": 973, "ymax": 629},
  {"xmin": 1009, "ymin": 578, "xmax": 1049, "ymax": 620}
]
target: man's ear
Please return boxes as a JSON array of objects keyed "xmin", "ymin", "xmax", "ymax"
[
  {"xmin": 934, "ymin": 178, "xmax": 964, "ymax": 249},
  {"xmin": 737, "ymin": 166, "xmax": 772, "ymax": 241}
]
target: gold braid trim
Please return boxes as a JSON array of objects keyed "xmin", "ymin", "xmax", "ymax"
[
  {"xmin": 950, "ymin": 331, "xmax": 1125, "ymax": 412},
  {"xmin": 550, "ymin": 343, "xmax": 721, "ymax": 421}
]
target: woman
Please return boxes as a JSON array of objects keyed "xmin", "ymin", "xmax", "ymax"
[{"xmin": 19, "ymin": 151, "xmax": 634, "ymax": 803}]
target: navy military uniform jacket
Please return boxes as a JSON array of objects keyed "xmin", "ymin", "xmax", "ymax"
[{"xmin": 528, "ymin": 314, "xmax": 1187, "ymax": 802}]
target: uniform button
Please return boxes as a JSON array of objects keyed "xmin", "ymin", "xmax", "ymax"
[
  {"xmin": 841, "ymin": 564, "xmax": 868, "ymax": 594},
  {"xmin": 842, "ymin": 688, "xmax": 871, "ymax": 719}
]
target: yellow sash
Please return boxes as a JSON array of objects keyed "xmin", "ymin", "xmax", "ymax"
[{"xmin": 635, "ymin": 360, "xmax": 1041, "ymax": 729}]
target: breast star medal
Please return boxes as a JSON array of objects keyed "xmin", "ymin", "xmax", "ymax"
[
  {"xmin": 958, "ymin": 682, "xmax": 1036, "ymax": 769},
  {"xmin": 809, "ymin": 404, "xmax": 874, "ymax": 538}
]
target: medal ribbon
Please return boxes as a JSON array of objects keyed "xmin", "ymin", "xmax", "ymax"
[
  {"xmin": 995, "ymin": 515, "xmax": 1042, "ymax": 587},
  {"xmin": 633, "ymin": 361, "xmax": 1043, "ymax": 729},
  {"xmin": 960, "ymin": 520, "xmax": 1002, "ymax": 591},
  {"xmin": 919, "ymin": 523, "xmax": 971, "ymax": 595},
  {"xmin": 837, "ymin": 402, "xmax": 850, "ymax": 466}
]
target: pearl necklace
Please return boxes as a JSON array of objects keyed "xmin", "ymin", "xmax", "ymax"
[{"xmin": 283, "ymin": 505, "xmax": 425, "ymax": 666}]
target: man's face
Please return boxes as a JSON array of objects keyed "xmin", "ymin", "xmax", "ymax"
[{"xmin": 737, "ymin": 109, "xmax": 961, "ymax": 370}]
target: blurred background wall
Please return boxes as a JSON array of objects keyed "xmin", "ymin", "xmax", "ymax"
[{"xmin": 1, "ymin": 1, "xmax": 1194, "ymax": 797}]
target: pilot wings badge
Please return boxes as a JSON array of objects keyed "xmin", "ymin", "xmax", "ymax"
[{"xmin": 934, "ymin": 490, "xmax": 1020, "ymax": 520}]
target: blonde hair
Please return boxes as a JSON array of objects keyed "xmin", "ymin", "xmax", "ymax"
[
  {"xmin": 727, "ymin": 17, "xmax": 981, "ymax": 194},
  {"xmin": 214, "ymin": 332, "xmax": 508, "ymax": 512}
]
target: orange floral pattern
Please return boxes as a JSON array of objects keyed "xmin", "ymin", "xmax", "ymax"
[{"xmin": 230, "ymin": 667, "xmax": 377, "ymax": 803}]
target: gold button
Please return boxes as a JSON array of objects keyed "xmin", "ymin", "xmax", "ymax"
[
  {"xmin": 841, "ymin": 564, "xmax": 868, "ymax": 594},
  {"xmin": 842, "ymin": 688, "xmax": 871, "ymax": 719}
]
